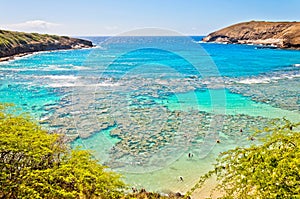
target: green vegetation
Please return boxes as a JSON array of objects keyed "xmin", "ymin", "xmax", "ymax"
[
  {"xmin": 187, "ymin": 119, "xmax": 300, "ymax": 198},
  {"xmin": 122, "ymin": 192, "xmax": 185, "ymax": 199},
  {"xmin": 0, "ymin": 29, "xmax": 66, "ymax": 48},
  {"xmin": 0, "ymin": 104, "xmax": 125, "ymax": 198}
]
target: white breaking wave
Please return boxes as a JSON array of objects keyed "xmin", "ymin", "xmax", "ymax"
[
  {"xmin": 47, "ymin": 82, "xmax": 120, "ymax": 88},
  {"xmin": 237, "ymin": 77, "xmax": 272, "ymax": 84},
  {"xmin": 0, "ymin": 64, "xmax": 92, "ymax": 72},
  {"xmin": 72, "ymin": 66, "xmax": 92, "ymax": 70},
  {"xmin": 0, "ymin": 51, "xmax": 49, "ymax": 65},
  {"xmin": 236, "ymin": 72, "xmax": 300, "ymax": 85},
  {"xmin": 32, "ymin": 75, "xmax": 79, "ymax": 80}
]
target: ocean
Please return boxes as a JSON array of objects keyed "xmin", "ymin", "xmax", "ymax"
[{"xmin": 0, "ymin": 35, "xmax": 299, "ymax": 193}]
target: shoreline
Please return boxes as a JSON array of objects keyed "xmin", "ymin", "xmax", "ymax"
[
  {"xmin": 0, "ymin": 52, "xmax": 37, "ymax": 62},
  {"xmin": 201, "ymin": 40, "xmax": 300, "ymax": 50},
  {"xmin": 0, "ymin": 46, "xmax": 94, "ymax": 63}
]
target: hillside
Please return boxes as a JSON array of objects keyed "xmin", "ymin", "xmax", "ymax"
[
  {"xmin": 0, "ymin": 30, "xmax": 93, "ymax": 61},
  {"xmin": 202, "ymin": 21, "xmax": 300, "ymax": 49}
]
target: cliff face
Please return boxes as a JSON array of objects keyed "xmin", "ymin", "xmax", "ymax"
[
  {"xmin": 203, "ymin": 21, "xmax": 300, "ymax": 49},
  {"xmin": 0, "ymin": 30, "xmax": 93, "ymax": 59}
]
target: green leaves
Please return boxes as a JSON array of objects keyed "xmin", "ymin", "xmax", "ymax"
[
  {"xmin": 0, "ymin": 106, "xmax": 126, "ymax": 198},
  {"xmin": 188, "ymin": 120, "xmax": 300, "ymax": 198}
]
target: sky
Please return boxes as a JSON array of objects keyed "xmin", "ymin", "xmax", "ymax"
[{"xmin": 0, "ymin": 0, "xmax": 299, "ymax": 36}]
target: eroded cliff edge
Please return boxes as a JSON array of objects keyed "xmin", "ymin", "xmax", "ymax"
[
  {"xmin": 0, "ymin": 30, "xmax": 93, "ymax": 61},
  {"xmin": 203, "ymin": 21, "xmax": 300, "ymax": 49}
]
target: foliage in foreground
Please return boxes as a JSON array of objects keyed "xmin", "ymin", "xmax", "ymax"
[
  {"xmin": 0, "ymin": 105, "xmax": 125, "ymax": 199},
  {"xmin": 187, "ymin": 119, "xmax": 300, "ymax": 198},
  {"xmin": 122, "ymin": 191, "xmax": 185, "ymax": 199}
]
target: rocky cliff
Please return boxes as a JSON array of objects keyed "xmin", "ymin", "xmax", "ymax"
[
  {"xmin": 0, "ymin": 30, "xmax": 93, "ymax": 60},
  {"xmin": 202, "ymin": 21, "xmax": 300, "ymax": 49}
]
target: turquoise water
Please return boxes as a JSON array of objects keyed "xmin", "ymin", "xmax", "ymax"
[
  {"xmin": 160, "ymin": 89, "xmax": 299, "ymax": 121},
  {"xmin": 0, "ymin": 83, "xmax": 60, "ymax": 118},
  {"xmin": 0, "ymin": 36, "xmax": 300, "ymax": 193}
]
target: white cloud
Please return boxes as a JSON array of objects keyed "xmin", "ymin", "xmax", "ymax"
[{"xmin": 0, "ymin": 20, "xmax": 61, "ymax": 33}]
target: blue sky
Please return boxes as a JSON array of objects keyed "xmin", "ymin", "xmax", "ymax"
[{"xmin": 0, "ymin": 0, "xmax": 299, "ymax": 36}]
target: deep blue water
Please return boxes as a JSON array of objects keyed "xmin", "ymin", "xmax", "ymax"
[{"xmin": 2, "ymin": 36, "xmax": 299, "ymax": 79}]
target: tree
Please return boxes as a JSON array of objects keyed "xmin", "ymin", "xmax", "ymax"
[
  {"xmin": 187, "ymin": 119, "xmax": 300, "ymax": 198},
  {"xmin": 0, "ymin": 104, "xmax": 125, "ymax": 198}
]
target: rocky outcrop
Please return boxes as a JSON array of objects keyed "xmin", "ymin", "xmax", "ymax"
[
  {"xmin": 0, "ymin": 30, "xmax": 93, "ymax": 60},
  {"xmin": 202, "ymin": 21, "xmax": 300, "ymax": 49}
]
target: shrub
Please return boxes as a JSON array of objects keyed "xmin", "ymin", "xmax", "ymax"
[
  {"xmin": 0, "ymin": 104, "xmax": 126, "ymax": 199},
  {"xmin": 187, "ymin": 119, "xmax": 300, "ymax": 198}
]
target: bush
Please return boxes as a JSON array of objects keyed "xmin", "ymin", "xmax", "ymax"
[
  {"xmin": 0, "ymin": 105, "xmax": 126, "ymax": 198},
  {"xmin": 188, "ymin": 119, "xmax": 300, "ymax": 198}
]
